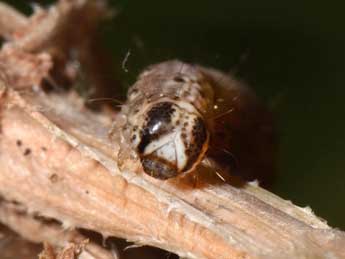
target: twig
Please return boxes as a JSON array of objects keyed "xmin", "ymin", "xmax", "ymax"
[
  {"xmin": 0, "ymin": 1, "xmax": 344, "ymax": 259},
  {"xmin": 0, "ymin": 3, "xmax": 27, "ymax": 40},
  {"xmin": 0, "ymin": 80, "xmax": 344, "ymax": 259},
  {"xmin": 0, "ymin": 200, "xmax": 118, "ymax": 259},
  {"xmin": 0, "ymin": 0, "xmax": 120, "ymax": 100},
  {"xmin": 1, "ymin": 0, "xmax": 109, "ymax": 52}
]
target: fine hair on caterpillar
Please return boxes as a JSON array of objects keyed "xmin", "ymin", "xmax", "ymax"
[
  {"xmin": 111, "ymin": 60, "xmax": 275, "ymax": 185},
  {"xmin": 86, "ymin": 97, "xmax": 124, "ymax": 106}
]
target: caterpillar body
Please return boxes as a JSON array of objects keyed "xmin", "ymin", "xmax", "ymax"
[{"xmin": 114, "ymin": 60, "xmax": 275, "ymax": 184}]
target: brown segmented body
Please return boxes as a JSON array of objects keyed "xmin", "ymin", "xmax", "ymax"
[{"xmin": 116, "ymin": 60, "xmax": 275, "ymax": 184}]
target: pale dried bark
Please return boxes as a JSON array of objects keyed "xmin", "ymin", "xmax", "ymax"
[
  {"xmin": 0, "ymin": 0, "xmax": 112, "ymax": 90},
  {"xmin": 0, "ymin": 200, "xmax": 118, "ymax": 259},
  {"xmin": 0, "ymin": 223, "xmax": 42, "ymax": 258},
  {"xmin": 0, "ymin": 3, "xmax": 27, "ymax": 40},
  {"xmin": 2, "ymin": 0, "xmax": 109, "ymax": 52},
  {"xmin": 0, "ymin": 1, "xmax": 344, "ymax": 259},
  {"xmin": 1, "ymin": 76, "xmax": 345, "ymax": 259}
]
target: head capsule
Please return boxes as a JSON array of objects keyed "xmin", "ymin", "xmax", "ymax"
[{"xmin": 134, "ymin": 101, "xmax": 209, "ymax": 179}]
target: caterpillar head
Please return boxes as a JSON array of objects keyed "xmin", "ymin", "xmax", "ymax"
[{"xmin": 132, "ymin": 101, "xmax": 209, "ymax": 180}]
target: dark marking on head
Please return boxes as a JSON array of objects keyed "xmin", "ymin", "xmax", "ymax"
[
  {"xmin": 41, "ymin": 147, "xmax": 47, "ymax": 151},
  {"xmin": 138, "ymin": 129, "xmax": 151, "ymax": 154},
  {"xmin": 137, "ymin": 102, "xmax": 175, "ymax": 154},
  {"xmin": 16, "ymin": 140, "xmax": 22, "ymax": 147},
  {"xmin": 184, "ymin": 117, "xmax": 208, "ymax": 171},
  {"xmin": 141, "ymin": 155, "xmax": 178, "ymax": 180}
]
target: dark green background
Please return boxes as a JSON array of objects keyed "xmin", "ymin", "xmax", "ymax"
[{"xmin": 6, "ymin": 0, "xmax": 345, "ymax": 229}]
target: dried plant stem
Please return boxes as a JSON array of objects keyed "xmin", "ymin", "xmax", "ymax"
[
  {"xmin": 0, "ymin": 200, "xmax": 117, "ymax": 259},
  {"xmin": 0, "ymin": 83, "xmax": 344, "ymax": 259},
  {"xmin": 0, "ymin": 1, "xmax": 344, "ymax": 259},
  {"xmin": 0, "ymin": 3, "xmax": 27, "ymax": 40}
]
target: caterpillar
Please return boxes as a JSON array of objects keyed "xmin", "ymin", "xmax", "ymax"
[{"xmin": 113, "ymin": 60, "xmax": 275, "ymax": 185}]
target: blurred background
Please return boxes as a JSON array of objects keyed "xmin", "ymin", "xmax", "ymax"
[{"xmin": 2, "ymin": 0, "xmax": 345, "ymax": 253}]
